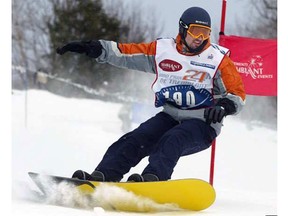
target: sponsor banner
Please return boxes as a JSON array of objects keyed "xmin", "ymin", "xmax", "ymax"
[{"xmin": 219, "ymin": 35, "xmax": 277, "ymax": 96}]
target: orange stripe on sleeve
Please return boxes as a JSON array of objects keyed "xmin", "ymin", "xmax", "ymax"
[{"xmin": 118, "ymin": 41, "xmax": 157, "ymax": 56}]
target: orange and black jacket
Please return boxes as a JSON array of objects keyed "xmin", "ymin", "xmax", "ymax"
[{"xmin": 95, "ymin": 34, "xmax": 246, "ymax": 135}]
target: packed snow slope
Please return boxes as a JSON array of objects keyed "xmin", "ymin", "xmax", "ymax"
[{"xmin": 12, "ymin": 90, "xmax": 277, "ymax": 216}]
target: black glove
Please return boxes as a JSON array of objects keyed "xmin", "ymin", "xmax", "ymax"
[
  {"xmin": 204, "ymin": 98, "xmax": 236, "ymax": 124},
  {"xmin": 204, "ymin": 106, "xmax": 226, "ymax": 124},
  {"xmin": 56, "ymin": 40, "xmax": 103, "ymax": 58}
]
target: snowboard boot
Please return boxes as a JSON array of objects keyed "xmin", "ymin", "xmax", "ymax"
[
  {"xmin": 72, "ymin": 170, "xmax": 105, "ymax": 181},
  {"xmin": 127, "ymin": 173, "xmax": 144, "ymax": 182},
  {"xmin": 127, "ymin": 173, "xmax": 159, "ymax": 182},
  {"xmin": 142, "ymin": 173, "xmax": 160, "ymax": 182}
]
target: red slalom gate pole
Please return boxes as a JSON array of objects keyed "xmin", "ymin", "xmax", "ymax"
[
  {"xmin": 209, "ymin": 139, "xmax": 216, "ymax": 185},
  {"xmin": 209, "ymin": 0, "xmax": 227, "ymax": 186},
  {"xmin": 220, "ymin": 0, "xmax": 227, "ymax": 35}
]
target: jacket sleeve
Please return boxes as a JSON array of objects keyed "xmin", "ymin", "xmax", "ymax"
[
  {"xmin": 213, "ymin": 55, "xmax": 246, "ymax": 114},
  {"xmin": 96, "ymin": 40, "xmax": 157, "ymax": 74}
]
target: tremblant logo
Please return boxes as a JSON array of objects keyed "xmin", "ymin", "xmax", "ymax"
[
  {"xmin": 235, "ymin": 55, "xmax": 273, "ymax": 79},
  {"xmin": 159, "ymin": 59, "xmax": 183, "ymax": 72}
]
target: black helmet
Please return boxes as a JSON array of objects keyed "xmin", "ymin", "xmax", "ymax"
[{"xmin": 179, "ymin": 7, "xmax": 211, "ymax": 53}]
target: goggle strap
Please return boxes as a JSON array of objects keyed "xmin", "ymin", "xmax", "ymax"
[{"xmin": 179, "ymin": 20, "xmax": 189, "ymax": 29}]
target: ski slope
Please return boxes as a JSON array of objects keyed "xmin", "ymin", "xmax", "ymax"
[{"xmin": 11, "ymin": 90, "xmax": 277, "ymax": 215}]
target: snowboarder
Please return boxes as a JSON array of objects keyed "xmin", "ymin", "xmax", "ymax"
[{"xmin": 56, "ymin": 7, "xmax": 246, "ymax": 182}]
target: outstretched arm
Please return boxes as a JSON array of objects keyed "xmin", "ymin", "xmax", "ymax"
[
  {"xmin": 97, "ymin": 40, "xmax": 157, "ymax": 74},
  {"xmin": 56, "ymin": 40, "xmax": 157, "ymax": 74}
]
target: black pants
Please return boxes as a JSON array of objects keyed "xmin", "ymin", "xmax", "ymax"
[{"xmin": 95, "ymin": 112, "xmax": 217, "ymax": 181}]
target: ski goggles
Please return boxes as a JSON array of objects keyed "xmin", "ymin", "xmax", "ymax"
[{"xmin": 182, "ymin": 23, "xmax": 211, "ymax": 40}]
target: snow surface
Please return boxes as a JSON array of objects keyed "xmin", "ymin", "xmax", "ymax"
[{"xmin": 11, "ymin": 90, "xmax": 277, "ymax": 216}]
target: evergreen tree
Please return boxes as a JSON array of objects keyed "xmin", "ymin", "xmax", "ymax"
[{"xmin": 47, "ymin": 0, "xmax": 129, "ymax": 93}]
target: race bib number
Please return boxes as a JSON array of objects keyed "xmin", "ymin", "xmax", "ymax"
[{"xmin": 155, "ymin": 85, "xmax": 214, "ymax": 109}]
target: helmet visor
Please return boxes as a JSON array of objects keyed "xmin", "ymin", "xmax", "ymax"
[{"xmin": 187, "ymin": 24, "xmax": 211, "ymax": 40}]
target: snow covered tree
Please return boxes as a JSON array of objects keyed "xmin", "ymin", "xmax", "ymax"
[
  {"xmin": 12, "ymin": 0, "xmax": 161, "ymax": 100},
  {"xmin": 245, "ymin": 0, "xmax": 277, "ymax": 38}
]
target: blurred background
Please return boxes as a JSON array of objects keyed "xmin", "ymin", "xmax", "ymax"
[{"xmin": 12, "ymin": 0, "xmax": 277, "ymax": 130}]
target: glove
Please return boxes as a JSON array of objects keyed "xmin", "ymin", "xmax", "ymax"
[
  {"xmin": 204, "ymin": 98, "xmax": 236, "ymax": 124},
  {"xmin": 204, "ymin": 106, "xmax": 226, "ymax": 124},
  {"xmin": 56, "ymin": 40, "xmax": 103, "ymax": 58}
]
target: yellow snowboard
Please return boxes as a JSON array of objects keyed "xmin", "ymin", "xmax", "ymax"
[{"xmin": 28, "ymin": 172, "xmax": 216, "ymax": 212}]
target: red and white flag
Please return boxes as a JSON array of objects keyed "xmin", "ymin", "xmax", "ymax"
[{"xmin": 219, "ymin": 35, "xmax": 277, "ymax": 96}]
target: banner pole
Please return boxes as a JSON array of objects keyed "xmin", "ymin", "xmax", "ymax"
[
  {"xmin": 220, "ymin": 0, "xmax": 227, "ymax": 35},
  {"xmin": 209, "ymin": 0, "xmax": 228, "ymax": 186},
  {"xmin": 209, "ymin": 139, "xmax": 216, "ymax": 185}
]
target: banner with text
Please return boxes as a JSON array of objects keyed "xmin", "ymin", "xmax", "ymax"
[{"xmin": 219, "ymin": 35, "xmax": 277, "ymax": 96}]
